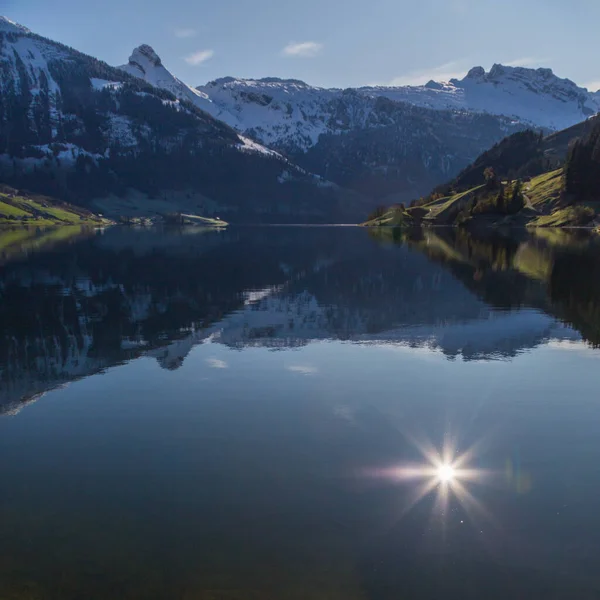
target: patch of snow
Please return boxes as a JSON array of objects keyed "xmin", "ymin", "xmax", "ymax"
[
  {"xmin": 91, "ymin": 78, "xmax": 123, "ymax": 91},
  {"xmin": 236, "ymin": 135, "xmax": 281, "ymax": 157}
]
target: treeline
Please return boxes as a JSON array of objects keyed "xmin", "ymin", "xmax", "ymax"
[
  {"xmin": 564, "ymin": 121, "xmax": 600, "ymax": 201},
  {"xmin": 433, "ymin": 130, "xmax": 553, "ymax": 197},
  {"xmin": 296, "ymin": 97, "xmax": 526, "ymax": 200},
  {"xmin": 452, "ymin": 170, "xmax": 525, "ymax": 225}
]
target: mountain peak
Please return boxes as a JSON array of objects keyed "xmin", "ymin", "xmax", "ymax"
[
  {"xmin": 466, "ymin": 66, "xmax": 486, "ymax": 80},
  {"xmin": 488, "ymin": 63, "xmax": 508, "ymax": 79},
  {"xmin": 0, "ymin": 16, "xmax": 30, "ymax": 34},
  {"xmin": 127, "ymin": 44, "xmax": 162, "ymax": 74}
]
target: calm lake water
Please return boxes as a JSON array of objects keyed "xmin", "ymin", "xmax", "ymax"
[{"xmin": 1, "ymin": 225, "xmax": 600, "ymax": 599}]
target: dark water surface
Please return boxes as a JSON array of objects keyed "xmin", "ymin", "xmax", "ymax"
[{"xmin": 1, "ymin": 225, "xmax": 600, "ymax": 599}]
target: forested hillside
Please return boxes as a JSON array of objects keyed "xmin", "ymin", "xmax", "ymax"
[{"xmin": 0, "ymin": 20, "xmax": 365, "ymax": 223}]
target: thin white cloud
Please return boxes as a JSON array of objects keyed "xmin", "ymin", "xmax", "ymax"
[
  {"xmin": 206, "ymin": 357, "xmax": 228, "ymax": 369},
  {"xmin": 503, "ymin": 56, "xmax": 548, "ymax": 68},
  {"xmin": 184, "ymin": 49, "xmax": 214, "ymax": 66},
  {"xmin": 383, "ymin": 61, "xmax": 467, "ymax": 87},
  {"xmin": 378, "ymin": 57, "xmax": 553, "ymax": 88},
  {"xmin": 282, "ymin": 41, "xmax": 323, "ymax": 58},
  {"xmin": 287, "ymin": 365, "xmax": 318, "ymax": 375},
  {"xmin": 174, "ymin": 27, "xmax": 197, "ymax": 39}
]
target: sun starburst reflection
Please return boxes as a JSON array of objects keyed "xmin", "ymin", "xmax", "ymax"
[
  {"xmin": 437, "ymin": 464, "xmax": 456, "ymax": 482},
  {"xmin": 364, "ymin": 434, "xmax": 493, "ymax": 526}
]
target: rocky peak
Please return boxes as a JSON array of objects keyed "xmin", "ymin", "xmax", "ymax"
[
  {"xmin": 466, "ymin": 66, "xmax": 485, "ymax": 80},
  {"xmin": 127, "ymin": 44, "xmax": 162, "ymax": 75},
  {"xmin": 488, "ymin": 63, "xmax": 507, "ymax": 79},
  {"xmin": 424, "ymin": 80, "xmax": 444, "ymax": 90}
]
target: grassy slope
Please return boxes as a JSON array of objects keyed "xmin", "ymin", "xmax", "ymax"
[
  {"xmin": 525, "ymin": 169, "xmax": 600, "ymax": 228},
  {"xmin": 362, "ymin": 186, "xmax": 484, "ymax": 226},
  {"xmin": 362, "ymin": 207, "xmax": 409, "ymax": 227},
  {"xmin": 0, "ymin": 186, "xmax": 111, "ymax": 226},
  {"xmin": 421, "ymin": 187, "xmax": 485, "ymax": 223},
  {"xmin": 525, "ymin": 169, "xmax": 563, "ymax": 208},
  {"xmin": 363, "ymin": 168, "xmax": 599, "ymax": 229}
]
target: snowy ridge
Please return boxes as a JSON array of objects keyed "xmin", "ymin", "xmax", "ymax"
[
  {"xmin": 197, "ymin": 77, "xmax": 410, "ymax": 151},
  {"xmin": 118, "ymin": 45, "xmax": 297, "ymax": 157},
  {"xmin": 196, "ymin": 66, "xmax": 600, "ymax": 152},
  {"xmin": 198, "ymin": 77, "xmax": 340, "ymax": 150},
  {"xmin": 361, "ymin": 64, "xmax": 600, "ymax": 131},
  {"xmin": 0, "ymin": 15, "xmax": 30, "ymax": 34}
]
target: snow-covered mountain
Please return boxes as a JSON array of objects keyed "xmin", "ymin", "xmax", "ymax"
[
  {"xmin": 195, "ymin": 65, "xmax": 600, "ymax": 150},
  {"xmin": 0, "ymin": 17, "xmax": 364, "ymax": 222},
  {"xmin": 118, "ymin": 44, "xmax": 227, "ymax": 122},
  {"xmin": 196, "ymin": 75, "xmax": 534, "ymax": 155},
  {"xmin": 3, "ymin": 13, "xmax": 599, "ymax": 214},
  {"xmin": 122, "ymin": 50, "xmax": 599, "ymax": 201},
  {"xmin": 361, "ymin": 65, "xmax": 600, "ymax": 131},
  {"xmin": 118, "ymin": 45, "xmax": 533, "ymax": 201}
]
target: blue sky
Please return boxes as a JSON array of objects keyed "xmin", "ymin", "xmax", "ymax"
[{"xmin": 6, "ymin": 0, "xmax": 600, "ymax": 90}]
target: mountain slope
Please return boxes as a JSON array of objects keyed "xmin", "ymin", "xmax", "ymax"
[
  {"xmin": 195, "ymin": 76, "xmax": 530, "ymax": 201},
  {"xmin": 0, "ymin": 17, "xmax": 365, "ymax": 223},
  {"xmin": 437, "ymin": 115, "xmax": 600, "ymax": 193},
  {"xmin": 364, "ymin": 116, "xmax": 600, "ymax": 229},
  {"xmin": 118, "ymin": 43, "xmax": 600, "ymax": 204},
  {"xmin": 191, "ymin": 68, "xmax": 598, "ymax": 201},
  {"xmin": 116, "ymin": 48, "xmax": 540, "ymax": 202}
]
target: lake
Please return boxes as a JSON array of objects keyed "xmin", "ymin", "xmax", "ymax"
[{"xmin": 1, "ymin": 225, "xmax": 600, "ymax": 599}]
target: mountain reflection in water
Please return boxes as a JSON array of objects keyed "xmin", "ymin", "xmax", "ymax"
[{"xmin": 1, "ymin": 226, "xmax": 597, "ymax": 415}]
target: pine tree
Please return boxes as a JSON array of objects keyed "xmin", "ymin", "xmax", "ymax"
[{"xmin": 507, "ymin": 180, "xmax": 524, "ymax": 214}]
